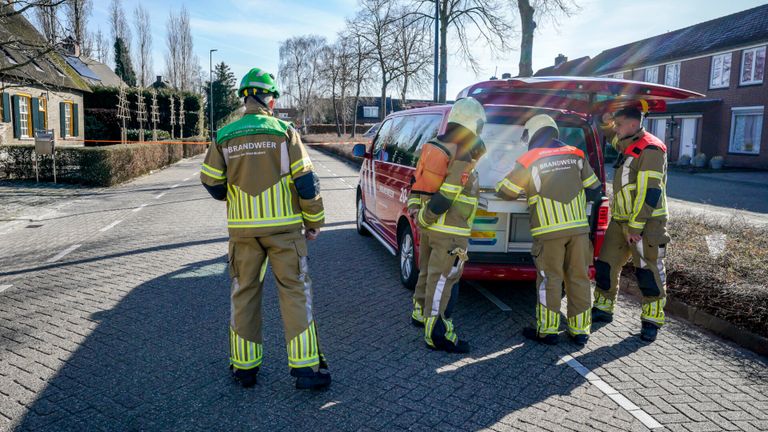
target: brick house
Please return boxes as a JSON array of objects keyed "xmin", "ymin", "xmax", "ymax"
[
  {"xmin": 0, "ymin": 4, "xmax": 90, "ymax": 147},
  {"xmin": 535, "ymin": 4, "xmax": 768, "ymax": 169}
]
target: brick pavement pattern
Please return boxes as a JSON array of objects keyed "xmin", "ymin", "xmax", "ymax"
[{"xmin": 0, "ymin": 150, "xmax": 766, "ymax": 431}]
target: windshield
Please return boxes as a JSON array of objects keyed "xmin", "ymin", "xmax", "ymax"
[{"xmin": 476, "ymin": 122, "xmax": 589, "ymax": 190}]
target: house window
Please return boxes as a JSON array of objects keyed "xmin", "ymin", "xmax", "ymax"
[
  {"xmin": 17, "ymin": 94, "xmax": 32, "ymax": 138},
  {"xmin": 644, "ymin": 67, "xmax": 659, "ymax": 83},
  {"xmin": 611, "ymin": 72, "xmax": 625, "ymax": 79},
  {"xmin": 30, "ymin": 59, "xmax": 43, "ymax": 72},
  {"xmin": 740, "ymin": 46, "xmax": 766, "ymax": 86},
  {"xmin": 664, "ymin": 63, "xmax": 680, "ymax": 87},
  {"xmin": 710, "ymin": 53, "xmax": 732, "ymax": 89},
  {"xmin": 278, "ymin": 112, "xmax": 289, "ymax": 119},
  {"xmin": 363, "ymin": 106, "xmax": 379, "ymax": 118},
  {"xmin": 63, "ymin": 101, "xmax": 73, "ymax": 137},
  {"xmin": 729, "ymin": 107, "xmax": 763, "ymax": 155}
]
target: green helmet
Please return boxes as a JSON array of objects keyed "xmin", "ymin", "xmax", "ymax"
[{"xmin": 239, "ymin": 67, "xmax": 280, "ymax": 99}]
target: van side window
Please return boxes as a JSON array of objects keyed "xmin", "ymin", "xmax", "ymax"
[
  {"xmin": 373, "ymin": 117, "xmax": 401, "ymax": 161},
  {"xmin": 390, "ymin": 114, "xmax": 442, "ymax": 167}
]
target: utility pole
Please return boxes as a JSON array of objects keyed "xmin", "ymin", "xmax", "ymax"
[
  {"xmin": 209, "ymin": 49, "xmax": 218, "ymax": 140},
  {"xmin": 433, "ymin": 0, "xmax": 439, "ymax": 103}
]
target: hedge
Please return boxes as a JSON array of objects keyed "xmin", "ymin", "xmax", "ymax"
[
  {"xmin": 305, "ymin": 124, "xmax": 371, "ymax": 135},
  {"xmin": 84, "ymin": 86, "xmax": 204, "ymax": 143},
  {"xmin": 126, "ymin": 129, "xmax": 172, "ymax": 141},
  {"xmin": 0, "ymin": 142, "xmax": 207, "ymax": 186}
]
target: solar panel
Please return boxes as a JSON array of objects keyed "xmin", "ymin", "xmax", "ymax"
[{"xmin": 65, "ymin": 56, "xmax": 101, "ymax": 81}]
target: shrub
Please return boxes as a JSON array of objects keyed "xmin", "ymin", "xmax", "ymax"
[
  {"xmin": 125, "ymin": 129, "xmax": 172, "ymax": 141},
  {"xmin": 0, "ymin": 142, "xmax": 206, "ymax": 186}
]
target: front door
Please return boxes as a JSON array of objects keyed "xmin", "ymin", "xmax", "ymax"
[{"xmin": 679, "ymin": 118, "xmax": 697, "ymax": 158}]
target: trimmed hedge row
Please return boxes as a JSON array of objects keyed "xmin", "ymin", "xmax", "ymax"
[
  {"xmin": 306, "ymin": 124, "xmax": 372, "ymax": 135},
  {"xmin": 0, "ymin": 141, "xmax": 207, "ymax": 186}
]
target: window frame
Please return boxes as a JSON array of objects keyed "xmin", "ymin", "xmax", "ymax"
[
  {"xmin": 728, "ymin": 106, "xmax": 764, "ymax": 155},
  {"xmin": 664, "ymin": 62, "xmax": 680, "ymax": 87},
  {"xmin": 63, "ymin": 100, "xmax": 74, "ymax": 138},
  {"xmin": 363, "ymin": 106, "xmax": 379, "ymax": 119},
  {"xmin": 39, "ymin": 97, "xmax": 48, "ymax": 130},
  {"xmin": 710, "ymin": 53, "xmax": 732, "ymax": 89},
  {"xmin": 644, "ymin": 66, "xmax": 659, "ymax": 83},
  {"xmin": 740, "ymin": 46, "xmax": 766, "ymax": 86},
  {"xmin": 16, "ymin": 93, "xmax": 33, "ymax": 139}
]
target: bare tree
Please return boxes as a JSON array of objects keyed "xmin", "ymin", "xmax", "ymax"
[
  {"xmin": 514, "ymin": 0, "xmax": 579, "ymax": 76},
  {"xmin": 164, "ymin": 5, "xmax": 197, "ymax": 91},
  {"xmin": 351, "ymin": 0, "xmax": 402, "ymax": 120},
  {"xmin": 33, "ymin": 0, "xmax": 62, "ymax": 46},
  {"xmin": 319, "ymin": 38, "xmax": 357, "ymax": 136},
  {"xmin": 413, "ymin": 0, "xmax": 514, "ymax": 102},
  {"xmin": 109, "ymin": 0, "xmax": 130, "ymax": 49},
  {"xmin": 93, "ymin": 27, "xmax": 109, "ymax": 63},
  {"xmin": 392, "ymin": 7, "xmax": 433, "ymax": 105},
  {"xmin": 340, "ymin": 29, "xmax": 374, "ymax": 138},
  {"xmin": 278, "ymin": 35, "xmax": 327, "ymax": 130},
  {"xmin": 63, "ymin": 0, "xmax": 91, "ymax": 55},
  {"xmin": 133, "ymin": 4, "xmax": 152, "ymax": 86}
]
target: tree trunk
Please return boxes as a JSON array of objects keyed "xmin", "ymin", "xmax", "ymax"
[
  {"xmin": 439, "ymin": 11, "xmax": 449, "ymax": 103},
  {"xmin": 380, "ymin": 80, "xmax": 387, "ymax": 122},
  {"xmin": 518, "ymin": 0, "xmax": 535, "ymax": 77}
]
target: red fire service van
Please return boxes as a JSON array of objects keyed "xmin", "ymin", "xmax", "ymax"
[{"xmin": 352, "ymin": 77, "xmax": 702, "ymax": 288}]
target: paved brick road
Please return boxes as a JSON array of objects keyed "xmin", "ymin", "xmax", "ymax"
[{"xmin": 0, "ymin": 150, "xmax": 766, "ymax": 431}]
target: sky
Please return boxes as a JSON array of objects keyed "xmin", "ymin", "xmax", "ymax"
[{"xmin": 87, "ymin": 0, "xmax": 767, "ymax": 100}]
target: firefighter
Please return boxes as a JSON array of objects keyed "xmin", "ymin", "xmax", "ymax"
[
  {"xmin": 407, "ymin": 97, "xmax": 487, "ymax": 354},
  {"xmin": 592, "ymin": 106, "xmax": 670, "ymax": 343},
  {"xmin": 200, "ymin": 67, "xmax": 330, "ymax": 389},
  {"xmin": 495, "ymin": 114, "xmax": 603, "ymax": 345}
]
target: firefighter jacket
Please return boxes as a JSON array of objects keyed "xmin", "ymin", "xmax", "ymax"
[
  {"xmin": 610, "ymin": 128, "xmax": 668, "ymax": 235},
  {"xmin": 496, "ymin": 140, "xmax": 602, "ymax": 240},
  {"xmin": 200, "ymin": 103, "xmax": 324, "ymax": 238},
  {"xmin": 407, "ymin": 138, "xmax": 479, "ymax": 238}
]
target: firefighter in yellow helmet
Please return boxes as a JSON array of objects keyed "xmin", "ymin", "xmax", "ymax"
[
  {"xmin": 407, "ymin": 97, "xmax": 487, "ymax": 353},
  {"xmin": 592, "ymin": 106, "xmax": 670, "ymax": 343},
  {"xmin": 200, "ymin": 68, "xmax": 330, "ymax": 389},
  {"xmin": 496, "ymin": 114, "xmax": 603, "ymax": 345}
]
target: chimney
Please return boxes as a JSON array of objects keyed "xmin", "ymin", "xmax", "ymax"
[
  {"xmin": 501, "ymin": 72, "xmax": 512, "ymax": 79},
  {"xmin": 555, "ymin": 54, "xmax": 568, "ymax": 67},
  {"xmin": 156, "ymin": 75, "xmax": 162, "ymax": 83}
]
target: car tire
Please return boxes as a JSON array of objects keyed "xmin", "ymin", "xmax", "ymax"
[
  {"xmin": 398, "ymin": 224, "xmax": 419, "ymax": 290},
  {"xmin": 356, "ymin": 192, "xmax": 371, "ymax": 237}
]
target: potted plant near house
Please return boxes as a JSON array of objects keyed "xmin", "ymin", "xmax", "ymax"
[
  {"xmin": 710, "ymin": 155, "xmax": 725, "ymax": 170},
  {"xmin": 678, "ymin": 154, "xmax": 692, "ymax": 166},
  {"xmin": 693, "ymin": 152, "xmax": 707, "ymax": 168}
]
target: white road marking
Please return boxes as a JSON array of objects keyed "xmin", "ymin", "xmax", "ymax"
[
  {"xmin": 170, "ymin": 184, "xmax": 180, "ymax": 189},
  {"xmin": 436, "ymin": 343, "xmax": 524, "ymax": 374},
  {"xmin": 47, "ymin": 244, "xmax": 82, "ymax": 263},
  {"xmin": 99, "ymin": 220, "xmax": 123, "ymax": 232},
  {"xmin": 320, "ymin": 401, "xmax": 339, "ymax": 410},
  {"xmin": 0, "ymin": 285, "xmax": 11, "ymax": 294},
  {"xmin": 133, "ymin": 204, "xmax": 148, "ymax": 212},
  {"xmin": 182, "ymin": 177, "xmax": 191, "ymax": 181},
  {"xmin": 155, "ymin": 192, "xmax": 167, "ymax": 199},
  {"xmin": 473, "ymin": 285, "xmax": 513, "ymax": 312},
  {"xmin": 559, "ymin": 355, "xmax": 663, "ymax": 429}
]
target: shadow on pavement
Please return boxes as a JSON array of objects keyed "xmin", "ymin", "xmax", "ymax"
[{"xmin": 14, "ymin": 226, "xmax": 648, "ymax": 431}]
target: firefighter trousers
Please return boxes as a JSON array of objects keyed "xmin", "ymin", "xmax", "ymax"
[
  {"xmin": 227, "ymin": 230, "xmax": 324, "ymax": 371},
  {"xmin": 532, "ymin": 234, "xmax": 593, "ymax": 336},
  {"xmin": 413, "ymin": 229, "xmax": 468, "ymax": 348},
  {"xmin": 593, "ymin": 220, "xmax": 669, "ymax": 326}
]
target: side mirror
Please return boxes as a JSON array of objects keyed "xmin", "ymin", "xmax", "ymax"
[{"xmin": 352, "ymin": 143, "xmax": 367, "ymax": 157}]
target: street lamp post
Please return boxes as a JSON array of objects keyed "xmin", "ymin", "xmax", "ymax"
[{"xmin": 209, "ymin": 48, "xmax": 218, "ymax": 141}]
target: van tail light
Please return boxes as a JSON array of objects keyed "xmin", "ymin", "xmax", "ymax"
[{"xmin": 597, "ymin": 199, "xmax": 610, "ymax": 231}]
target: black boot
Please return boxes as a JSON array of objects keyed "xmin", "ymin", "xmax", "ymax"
[
  {"xmin": 291, "ymin": 365, "xmax": 331, "ymax": 390},
  {"xmin": 429, "ymin": 338, "xmax": 471, "ymax": 354},
  {"xmin": 568, "ymin": 333, "xmax": 589, "ymax": 346},
  {"xmin": 522, "ymin": 327, "xmax": 558, "ymax": 345},
  {"xmin": 591, "ymin": 307, "xmax": 614, "ymax": 323},
  {"xmin": 640, "ymin": 322, "xmax": 659, "ymax": 342},
  {"xmin": 231, "ymin": 366, "xmax": 258, "ymax": 388}
]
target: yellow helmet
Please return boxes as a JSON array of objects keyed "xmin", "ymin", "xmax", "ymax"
[
  {"xmin": 447, "ymin": 97, "xmax": 486, "ymax": 136},
  {"xmin": 522, "ymin": 114, "xmax": 559, "ymax": 145}
]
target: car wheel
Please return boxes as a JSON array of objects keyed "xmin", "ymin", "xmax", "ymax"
[
  {"xmin": 399, "ymin": 225, "xmax": 419, "ymax": 290},
  {"xmin": 356, "ymin": 192, "xmax": 370, "ymax": 236}
]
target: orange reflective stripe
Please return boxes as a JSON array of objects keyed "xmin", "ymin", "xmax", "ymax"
[{"xmin": 517, "ymin": 146, "xmax": 585, "ymax": 168}]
